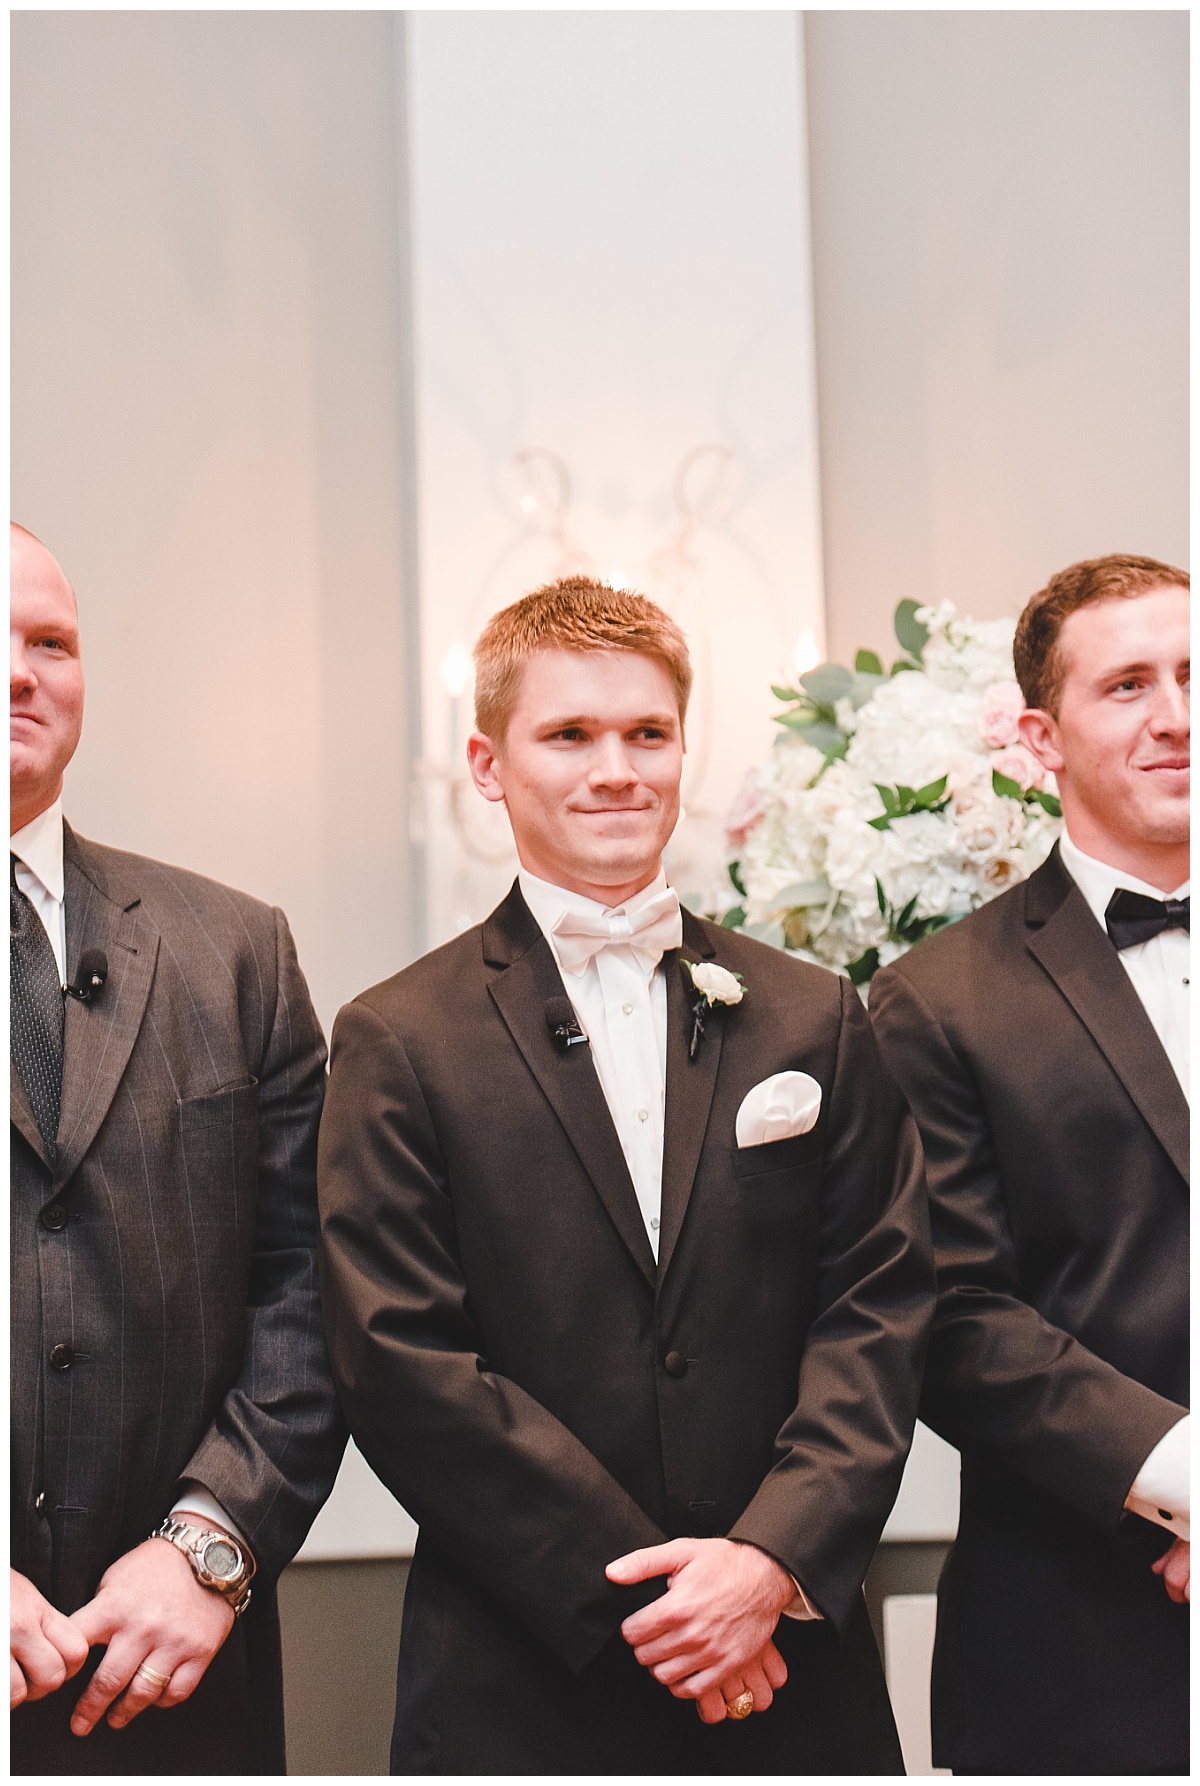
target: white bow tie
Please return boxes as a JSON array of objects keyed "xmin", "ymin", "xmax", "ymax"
[{"xmin": 550, "ymin": 887, "xmax": 683, "ymax": 975}]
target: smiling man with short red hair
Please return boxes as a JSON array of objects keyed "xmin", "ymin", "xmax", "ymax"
[{"xmin": 318, "ymin": 575, "xmax": 934, "ymax": 1774}]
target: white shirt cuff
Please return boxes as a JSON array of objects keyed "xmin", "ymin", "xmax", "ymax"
[
  {"xmin": 170, "ymin": 1484, "xmax": 252, "ymax": 1556},
  {"xmin": 1125, "ymin": 1415, "xmax": 1190, "ymax": 1541},
  {"xmin": 782, "ymin": 1574, "xmax": 823, "ymax": 1621}
]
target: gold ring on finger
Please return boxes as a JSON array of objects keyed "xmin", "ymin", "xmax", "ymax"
[
  {"xmin": 724, "ymin": 1690, "xmax": 755, "ymax": 1720},
  {"xmin": 135, "ymin": 1664, "xmax": 171, "ymax": 1689}
]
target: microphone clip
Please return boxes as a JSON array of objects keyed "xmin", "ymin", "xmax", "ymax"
[
  {"xmin": 545, "ymin": 997, "xmax": 588, "ymax": 1052},
  {"xmin": 64, "ymin": 949, "xmax": 109, "ymax": 1004}
]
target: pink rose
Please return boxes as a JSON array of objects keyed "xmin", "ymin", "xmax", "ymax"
[
  {"xmin": 725, "ymin": 769, "xmax": 764, "ymax": 847},
  {"xmin": 991, "ymin": 744, "xmax": 1046, "ymax": 791},
  {"xmin": 979, "ymin": 680, "xmax": 1026, "ymax": 750}
]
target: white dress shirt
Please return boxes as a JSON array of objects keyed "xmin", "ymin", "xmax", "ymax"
[
  {"xmin": 9, "ymin": 802, "xmax": 249, "ymax": 1556},
  {"xmin": 1059, "ymin": 831, "xmax": 1190, "ymax": 1540},
  {"xmin": 520, "ymin": 868, "xmax": 671, "ymax": 1258},
  {"xmin": 519, "ymin": 867, "xmax": 821, "ymax": 1619}
]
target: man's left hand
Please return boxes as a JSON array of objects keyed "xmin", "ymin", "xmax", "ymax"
[
  {"xmin": 68, "ymin": 1538, "xmax": 235, "ymax": 1735},
  {"xmin": 1151, "ymin": 1537, "xmax": 1190, "ymax": 1605},
  {"xmin": 606, "ymin": 1537, "xmax": 795, "ymax": 1710}
]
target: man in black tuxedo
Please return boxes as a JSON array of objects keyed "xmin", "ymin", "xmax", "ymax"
[
  {"xmin": 318, "ymin": 577, "xmax": 934, "ymax": 1773},
  {"xmin": 870, "ymin": 554, "xmax": 1189, "ymax": 1775},
  {"xmin": 10, "ymin": 523, "xmax": 347, "ymax": 1772}
]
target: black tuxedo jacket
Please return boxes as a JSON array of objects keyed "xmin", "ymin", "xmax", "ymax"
[
  {"xmin": 10, "ymin": 826, "xmax": 347, "ymax": 1775},
  {"xmin": 318, "ymin": 885, "xmax": 934, "ymax": 1774},
  {"xmin": 870, "ymin": 844, "xmax": 1189, "ymax": 1775}
]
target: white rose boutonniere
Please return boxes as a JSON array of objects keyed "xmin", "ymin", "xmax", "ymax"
[{"xmin": 685, "ymin": 960, "xmax": 747, "ymax": 1059}]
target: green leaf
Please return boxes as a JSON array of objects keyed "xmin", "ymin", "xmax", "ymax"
[
  {"xmin": 895, "ymin": 784, "xmax": 916, "ymax": 805},
  {"xmin": 742, "ymin": 918, "xmax": 786, "ymax": 950},
  {"xmin": 728, "ymin": 859, "xmax": 747, "ymax": 898},
  {"xmin": 1033, "ymin": 790, "xmax": 1062, "ymax": 817},
  {"xmin": 915, "ymin": 775, "xmax": 949, "ymax": 805},
  {"xmin": 875, "ymin": 878, "xmax": 888, "ymax": 917},
  {"xmin": 893, "ymin": 600, "xmax": 929, "ymax": 660},
  {"xmin": 799, "ymin": 662, "xmax": 855, "ymax": 706},
  {"xmin": 855, "ymin": 648, "xmax": 884, "ymax": 676},
  {"xmin": 850, "ymin": 670, "xmax": 884, "ymax": 709},
  {"xmin": 846, "ymin": 947, "xmax": 880, "ymax": 986},
  {"xmin": 992, "ymin": 770, "xmax": 1024, "ymax": 802},
  {"xmin": 867, "ymin": 813, "xmax": 892, "ymax": 831},
  {"xmin": 794, "ymin": 718, "xmax": 848, "ymax": 756},
  {"xmin": 720, "ymin": 904, "xmax": 746, "ymax": 929},
  {"xmin": 775, "ymin": 708, "xmax": 815, "ymax": 730},
  {"xmin": 888, "ymin": 657, "xmax": 921, "ymax": 676},
  {"xmin": 773, "ymin": 879, "xmax": 832, "ymax": 910},
  {"xmin": 874, "ymin": 783, "xmax": 900, "ymax": 812},
  {"xmin": 770, "ymin": 684, "xmax": 800, "ymax": 704}
]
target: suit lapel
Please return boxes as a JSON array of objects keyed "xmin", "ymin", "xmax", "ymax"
[
  {"xmin": 52, "ymin": 827, "xmax": 160, "ymax": 1193},
  {"xmin": 656, "ymin": 909, "xmax": 722, "ymax": 1282},
  {"xmin": 484, "ymin": 885, "xmax": 657, "ymax": 1286},
  {"xmin": 1025, "ymin": 848, "xmax": 1189, "ymax": 1184}
]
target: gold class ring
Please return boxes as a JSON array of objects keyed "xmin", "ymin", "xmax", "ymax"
[{"xmin": 724, "ymin": 1690, "xmax": 755, "ymax": 1720}]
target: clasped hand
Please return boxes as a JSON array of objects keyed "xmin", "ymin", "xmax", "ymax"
[
  {"xmin": 10, "ymin": 1540, "xmax": 233, "ymax": 1732},
  {"xmin": 1151, "ymin": 1537, "xmax": 1189, "ymax": 1605},
  {"xmin": 606, "ymin": 1537, "xmax": 794, "ymax": 1723}
]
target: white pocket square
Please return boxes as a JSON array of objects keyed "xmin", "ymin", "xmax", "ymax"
[{"xmin": 735, "ymin": 1071, "xmax": 823, "ymax": 1148}]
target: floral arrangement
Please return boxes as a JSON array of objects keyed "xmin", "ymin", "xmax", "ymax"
[{"xmin": 720, "ymin": 601, "xmax": 1062, "ymax": 985}]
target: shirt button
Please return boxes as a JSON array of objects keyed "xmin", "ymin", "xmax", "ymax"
[
  {"xmin": 49, "ymin": 1343, "xmax": 74, "ymax": 1372},
  {"xmin": 622, "ymin": 1003, "xmax": 634, "ymax": 1015},
  {"xmin": 650, "ymin": 1217, "xmax": 661, "ymax": 1230},
  {"xmin": 637, "ymin": 1109, "xmax": 649, "ymax": 1123},
  {"xmin": 663, "ymin": 1350, "xmax": 688, "ymax": 1378},
  {"xmin": 40, "ymin": 1204, "xmax": 67, "ymax": 1232}
]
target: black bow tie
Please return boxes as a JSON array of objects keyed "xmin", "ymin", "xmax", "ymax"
[{"xmin": 1104, "ymin": 887, "xmax": 1190, "ymax": 952}]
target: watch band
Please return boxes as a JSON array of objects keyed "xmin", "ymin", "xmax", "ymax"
[{"xmin": 151, "ymin": 1515, "xmax": 255, "ymax": 1615}]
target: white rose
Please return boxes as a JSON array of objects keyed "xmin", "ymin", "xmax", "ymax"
[{"xmin": 689, "ymin": 961, "xmax": 745, "ymax": 1006}]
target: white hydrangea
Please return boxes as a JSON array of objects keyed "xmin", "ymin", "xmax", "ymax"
[{"xmin": 728, "ymin": 603, "xmax": 1060, "ymax": 983}]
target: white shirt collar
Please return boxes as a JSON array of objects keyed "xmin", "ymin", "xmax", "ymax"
[
  {"xmin": 1059, "ymin": 829, "xmax": 1189, "ymax": 932},
  {"xmin": 519, "ymin": 865, "xmax": 670, "ymax": 961},
  {"xmin": 10, "ymin": 798, "xmax": 65, "ymax": 905}
]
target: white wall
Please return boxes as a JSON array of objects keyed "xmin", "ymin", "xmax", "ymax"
[
  {"xmin": 805, "ymin": 9, "xmax": 1190, "ymax": 666},
  {"xmin": 408, "ymin": 10, "xmax": 824, "ymax": 936},
  {"xmin": 11, "ymin": 10, "xmax": 421, "ymax": 1041}
]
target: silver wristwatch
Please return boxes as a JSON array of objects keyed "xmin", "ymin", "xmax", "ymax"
[{"xmin": 151, "ymin": 1516, "xmax": 255, "ymax": 1615}]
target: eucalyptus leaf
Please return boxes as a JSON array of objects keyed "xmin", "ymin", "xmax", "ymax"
[
  {"xmin": 850, "ymin": 670, "xmax": 884, "ymax": 709},
  {"xmin": 854, "ymin": 649, "xmax": 884, "ymax": 676},
  {"xmin": 772, "ymin": 879, "xmax": 831, "ymax": 910},
  {"xmin": 770, "ymin": 684, "xmax": 800, "ymax": 704},
  {"xmin": 799, "ymin": 662, "xmax": 855, "ymax": 705},
  {"xmin": 893, "ymin": 600, "xmax": 929, "ymax": 660},
  {"xmin": 742, "ymin": 918, "xmax": 786, "ymax": 950},
  {"xmin": 721, "ymin": 905, "xmax": 746, "ymax": 929},
  {"xmin": 795, "ymin": 718, "xmax": 848, "ymax": 755}
]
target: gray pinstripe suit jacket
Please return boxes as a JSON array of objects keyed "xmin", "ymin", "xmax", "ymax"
[{"xmin": 10, "ymin": 824, "xmax": 347, "ymax": 1772}]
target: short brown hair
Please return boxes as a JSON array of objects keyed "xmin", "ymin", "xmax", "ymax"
[
  {"xmin": 1013, "ymin": 553, "xmax": 1190, "ymax": 713},
  {"xmin": 473, "ymin": 576, "xmax": 693, "ymax": 740}
]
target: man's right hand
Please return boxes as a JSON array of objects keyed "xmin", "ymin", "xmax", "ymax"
[
  {"xmin": 1151, "ymin": 1538, "xmax": 1190, "ymax": 1604},
  {"xmin": 10, "ymin": 1569, "xmax": 90, "ymax": 1709}
]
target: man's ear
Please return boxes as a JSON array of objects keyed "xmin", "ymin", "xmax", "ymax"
[
  {"xmin": 1017, "ymin": 708, "xmax": 1066, "ymax": 778},
  {"xmin": 466, "ymin": 731, "xmax": 507, "ymax": 804}
]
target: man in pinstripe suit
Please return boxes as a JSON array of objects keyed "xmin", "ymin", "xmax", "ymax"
[{"xmin": 9, "ymin": 523, "xmax": 347, "ymax": 1773}]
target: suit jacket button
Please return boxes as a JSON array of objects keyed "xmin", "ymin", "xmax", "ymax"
[
  {"xmin": 664, "ymin": 1350, "xmax": 688, "ymax": 1378},
  {"xmin": 49, "ymin": 1343, "xmax": 74, "ymax": 1372},
  {"xmin": 35, "ymin": 1492, "xmax": 46, "ymax": 1517},
  {"xmin": 40, "ymin": 1204, "xmax": 67, "ymax": 1232}
]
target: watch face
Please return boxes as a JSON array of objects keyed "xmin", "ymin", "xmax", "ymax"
[{"xmin": 204, "ymin": 1539, "xmax": 240, "ymax": 1580}]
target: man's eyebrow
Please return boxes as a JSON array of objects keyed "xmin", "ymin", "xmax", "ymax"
[{"xmin": 538, "ymin": 711, "xmax": 678, "ymax": 730}]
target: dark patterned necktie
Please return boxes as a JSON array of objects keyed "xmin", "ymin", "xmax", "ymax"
[
  {"xmin": 1104, "ymin": 887, "xmax": 1190, "ymax": 953},
  {"xmin": 10, "ymin": 852, "xmax": 64, "ymax": 1153}
]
